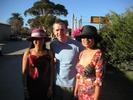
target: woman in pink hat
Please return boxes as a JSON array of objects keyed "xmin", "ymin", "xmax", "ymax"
[{"xmin": 22, "ymin": 28, "xmax": 54, "ymax": 100}]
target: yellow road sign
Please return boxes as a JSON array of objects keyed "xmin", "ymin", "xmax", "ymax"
[{"xmin": 91, "ymin": 16, "xmax": 109, "ymax": 24}]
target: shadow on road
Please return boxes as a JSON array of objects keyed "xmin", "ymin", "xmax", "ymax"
[
  {"xmin": 0, "ymin": 54, "xmax": 24, "ymax": 100},
  {"xmin": 100, "ymin": 66, "xmax": 133, "ymax": 100}
]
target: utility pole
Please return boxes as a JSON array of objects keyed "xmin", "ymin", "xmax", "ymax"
[
  {"xmin": 78, "ymin": 16, "xmax": 82, "ymax": 28},
  {"xmin": 72, "ymin": 15, "xmax": 83, "ymax": 30},
  {"xmin": 75, "ymin": 17, "xmax": 77, "ymax": 29},
  {"xmin": 72, "ymin": 14, "xmax": 75, "ymax": 31}
]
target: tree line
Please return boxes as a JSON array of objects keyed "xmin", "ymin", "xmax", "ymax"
[{"xmin": 99, "ymin": 7, "xmax": 133, "ymax": 70}]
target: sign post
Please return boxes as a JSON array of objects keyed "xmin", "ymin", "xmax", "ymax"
[{"xmin": 90, "ymin": 16, "xmax": 109, "ymax": 31}]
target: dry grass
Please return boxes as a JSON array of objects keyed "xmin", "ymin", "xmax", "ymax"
[{"xmin": 125, "ymin": 71, "xmax": 133, "ymax": 81}]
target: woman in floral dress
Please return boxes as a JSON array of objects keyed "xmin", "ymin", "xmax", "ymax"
[{"xmin": 74, "ymin": 25, "xmax": 104, "ymax": 100}]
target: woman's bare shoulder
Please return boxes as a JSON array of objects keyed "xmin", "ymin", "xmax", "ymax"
[
  {"xmin": 94, "ymin": 49, "xmax": 101, "ymax": 53},
  {"xmin": 23, "ymin": 48, "xmax": 30, "ymax": 55}
]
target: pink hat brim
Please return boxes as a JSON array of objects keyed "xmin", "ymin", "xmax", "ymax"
[{"xmin": 27, "ymin": 36, "xmax": 51, "ymax": 42}]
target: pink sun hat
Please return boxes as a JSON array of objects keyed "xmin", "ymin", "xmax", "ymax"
[{"xmin": 27, "ymin": 28, "xmax": 51, "ymax": 42}]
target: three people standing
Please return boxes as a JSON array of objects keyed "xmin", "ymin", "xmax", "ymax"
[{"xmin": 22, "ymin": 19, "xmax": 104, "ymax": 100}]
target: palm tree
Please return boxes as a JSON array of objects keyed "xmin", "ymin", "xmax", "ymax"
[{"xmin": 8, "ymin": 13, "xmax": 24, "ymax": 35}]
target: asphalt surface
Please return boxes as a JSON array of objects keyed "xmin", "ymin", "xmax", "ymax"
[{"xmin": 0, "ymin": 40, "xmax": 29, "ymax": 100}]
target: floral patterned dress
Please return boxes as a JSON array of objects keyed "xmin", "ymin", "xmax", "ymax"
[{"xmin": 76, "ymin": 50, "xmax": 104, "ymax": 100}]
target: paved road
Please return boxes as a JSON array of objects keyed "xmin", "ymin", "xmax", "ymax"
[{"xmin": 0, "ymin": 40, "xmax": 29, "ymax": 100}]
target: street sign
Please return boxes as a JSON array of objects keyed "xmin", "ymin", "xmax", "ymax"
[{"xmin": 91, "ymin": 16, "xmax": 109, "ymax": 24}]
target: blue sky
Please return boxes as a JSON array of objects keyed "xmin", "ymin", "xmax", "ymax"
[{"xmin": 0, "ymin": 0, "xmax": 133, "ymax": 29}]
